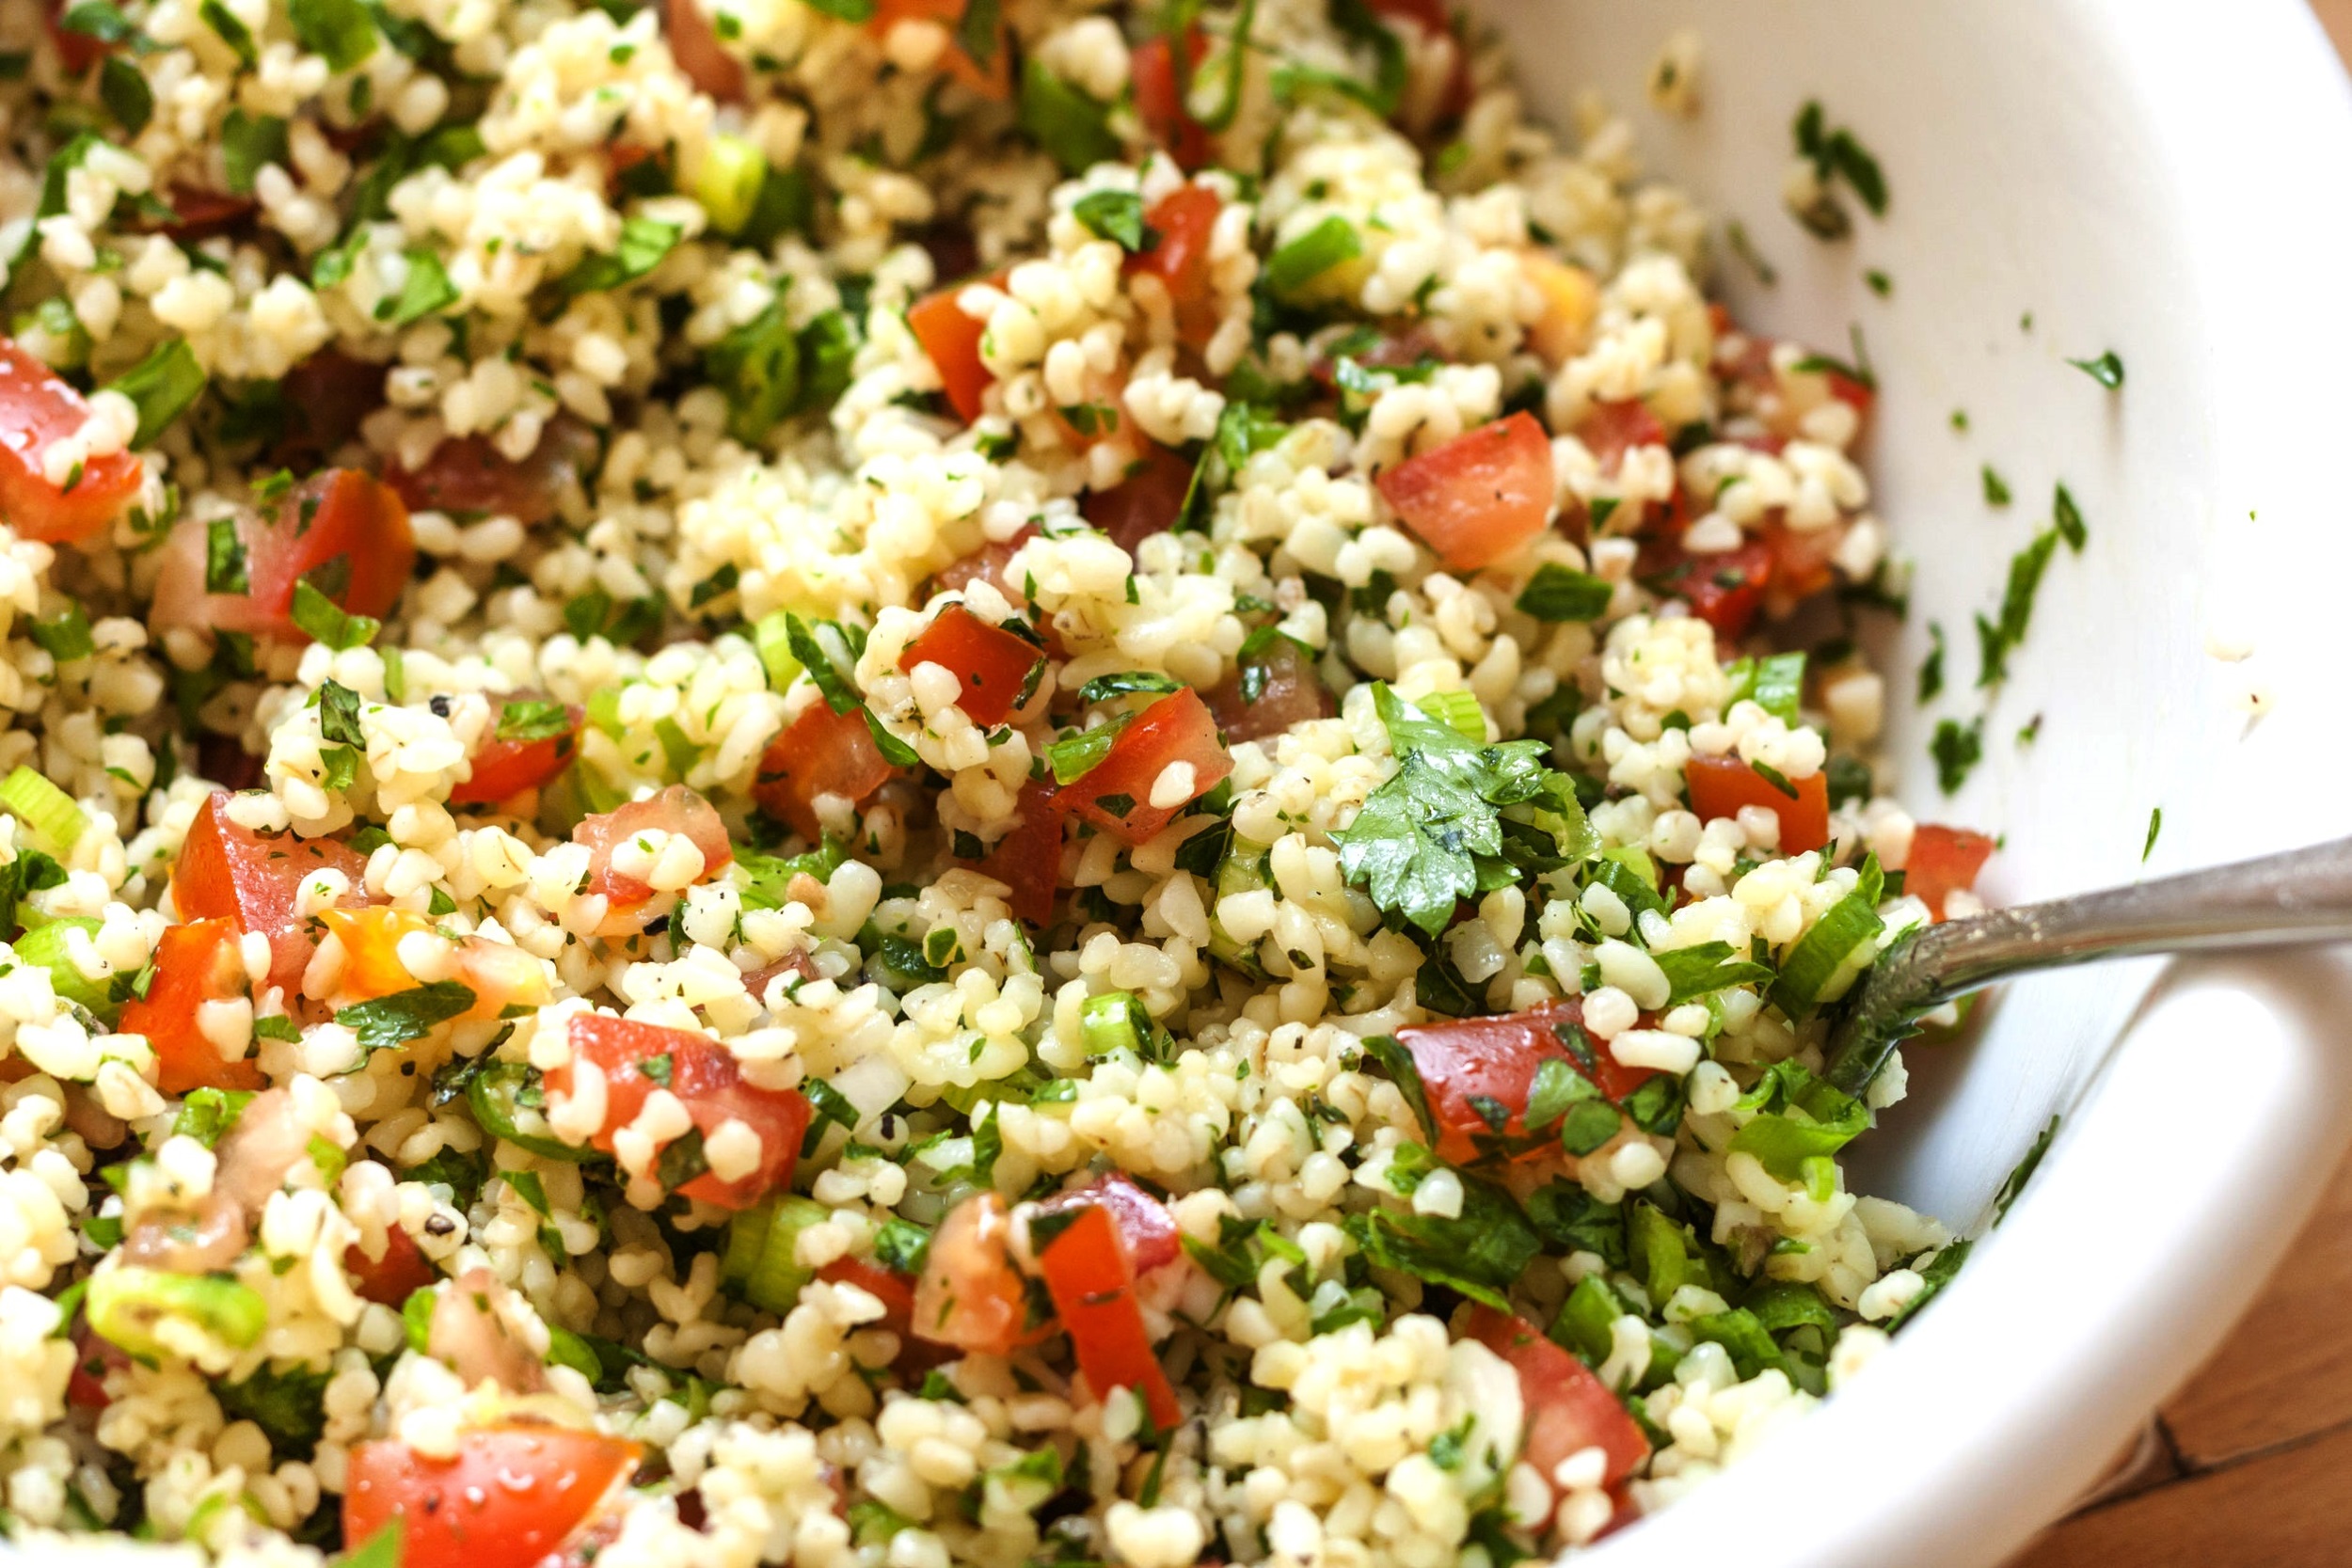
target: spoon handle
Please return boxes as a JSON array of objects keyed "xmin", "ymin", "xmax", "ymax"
[{"xmin": 1824, "ymin": 835, "xmax": 2352, "ymax": 1093}]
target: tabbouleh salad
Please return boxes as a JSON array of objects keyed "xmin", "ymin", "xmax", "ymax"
[{"xmin": 0, "ymin": 0, "xmax": 2005, "ymax": 1563}]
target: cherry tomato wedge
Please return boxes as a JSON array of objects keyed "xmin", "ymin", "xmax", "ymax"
[
  {"xmin": 571, "ymin": 784, "xmax": 733, "ymax": 914},
  {"xmin": 1466, "ymin": 1307, "xmax": 1649, "ymax": 1493},
  {"xmin": 171, "ymin": 791, "xmax": 373, "ymax": 997},
  {"xmin": 1684, "ymin": 752, "xmax": 1831, "ymax": 855},
  {"xmin": 119, "ymin": 918, "xmax": 262, "ymax": 1095},
  {"xmin": 389, "ymin": 417, "xmax": 597, "ymax": 528},
  {"xmin": 545, "ymin": 1013, "xmax": 809, "ymax": 1209},
  {"xmin": 1904, "ymin": 824, "xmax": 1995, "ymax": 921},
  {"xmin": 152, "ymin": 468, "xmax": 414, "ymax": 643},
  {"xmin": 959, "ymin": 777, "xmax": 1060, "ymax": 926},
  {"xmin": 912, "ymin": 1192, "xmax": 1043, "ymax": 1356},
  {"xmin": 1035, "ymin": 1174, "xmax": 1180, "ymax": 1274},
  {"xmin": 909, "ymin": 283, "xmax": 994, "ymax": 423},
  {"xmin": 898, "ymin": 605, "xmax": 1043, "ymax": 727},
  {"xmin": 753, "ymin": 703, "xmax": 896, "ymax": 843},
  {"xmin": 1124, "ymin": 186, "xmax": 1220, "ymax": 341},
  {"xmin": 1375, "ymin": 412, "xmax": 1554, "ymax": 572},
  {"xmin": 1057, "ymin": 689, "xmax": 1232, "ymax": 847},
  {"xmin": 1203, "ymin": 636, "xmax": 1332, "ymax": 743},
  {"xmin": 1393, "ymin": 997, "xmax": 1652, "ymax": 1164},
  {"xmin": 664, "ymin": 0, "xmax": 745, "ymax": 100},
  {"xmin": 343, "ymin": 1427, "xmax": 643, "ymax": 1568},
  {"xmin": 1081, "ymin": 443, "xmax": 1196, "ymax": 555},
  {"xmin": 1035, "ymin": 1203, "xmax": 1182, "ymax": 1429},
  {"xmin": 0, "ymin": 338, "xmax": 143, "ymax": 544},
  {"xmin": 451, "ymin": 692, "xmax": 582, "ymax": 804},
  {"xmin": 344, "ymin": 1225, "xmax": 436, "ymax": 1307}
]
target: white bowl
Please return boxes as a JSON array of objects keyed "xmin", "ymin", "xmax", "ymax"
[{"xmin": 1476, "ymin": 1, "xmax": 2352, "ymax": 1560}]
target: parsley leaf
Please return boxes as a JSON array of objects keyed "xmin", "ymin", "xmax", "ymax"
[{"xmin": 334, "ymin": 980, "xmax": 476, "ymax": 1053}]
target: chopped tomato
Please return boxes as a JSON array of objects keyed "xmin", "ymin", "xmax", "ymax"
[
  {"xmin": 1394, "ymin": 998, "xmax": 1652, "ymax": 1164},
  {"xmin": 319, "ymin": 909, "xmax": 550, "ymax": 1018},
  {"xmin": 1685, "ymin": 752, "xmax": 1831, "ymax": 855},
  {"xmin": 152, "ymin": 468, "xmax": 415, "ymax": 643},
  {"xmin": 0, "ymin": 338, "xmax": 143, "ymax": 544},
  {"xmin": 1035, "ymin": 1203, "xmax": 1182, "ymax": 1428},
  {"xmin": 1080, "ymin": 444, "xmax": 1196, "ymax": 554},
  {"xmin": 47, "ymin": 0, "xmax": 106, "ymax": 73},
  {"xmin": 935, "ymin": 524, "xmax": 1039, "ymax": 600},
  {"xmin": 571, "ymin": 784, "xmax": 733, "ymax": 918},
  {"xmin": 1466, "ymin": 1307, "xmax": 1648, "ymax": 1494},
  {"xmin": 1036, "ymin": 1174, "xmax": 1180, "ymax": 1273},
  {"xmin": 898, "ymin": 605, "xmax": 1043, "ymax": 727},
  {"xmin": 135, "ymin": 185, "xmax": 258, "ymax": 241},
  {"xmin": 818, "ymin": 1256, "xmax": 916, "ymax": 1338},
  {"xmin": 665, "ymin": 0, "xmax": 745, "ymax": 101},
  {"xmin": 344, "ymin": 1428, "xmax": 643, "ymax": 1568},
  {"xmin": 1375, "ymin": 412, "xmax": 1554, "ymax": 572},
  {"xmin": 1130, "ymin": 31, "xmax": 1211, "ymax": 168},
  {"xmin": 388, "ymin": 417, "xmax": 598, "ymax": 528},
  {"xmin": 1523, "ymin": 254, "xmax": 1598, "ymax": 366},
  {"xmin": 753, "ymin": 702, "xmax": 896, "ymax": 842},
  {"xmin": 1575, "ymin": 399, "xmax": 1666, "ymax": 477},
  {"xmin": 1759, "ymin": 519, "xmax": 1842, "ymax": 605},
  {"xmin": 171, "ymin": 791, "xmax": 373, "ymax": 997},
  {"xmin": 912, "ymin": 1191, "xmax": 1041, "ymax": 1356},
  {"xmin": 909, "ymin": 283, "xmax": 994, "ymax": 424},
  {"xmin": 451, "ymin": 692, "xmax": 582, "ymax": 805},
  {"xmin": 961, "ymin": 778, "xmax": 1060, "ymax": 926},
  {"xmin": 345, "ymin": 1226, "xmax": 436, "ymax": 1307},
  {"xmin": 278, "ymin": 351, "xmax": 385, "ymax": 463},
  {"xmin": 1654, "ymin": 539, "xmax": 1773, "ymax": 643},
  {"xmin": 1057, "ymin": 689, "xmax": 1232, "ymax": 847},
  {"xmin": 545, "ymin": 1013, "xmax": 810, "ymax": 1209},
  {"xmin": 65, "ymin": 1325, "xmax": 124, "ymax": 1409},
  {"xmin": 1125, "ymin": 185, "xmax": 1220, "ymax": 342},
  {"xmin": 1204, "ymin": 636, "xmax": 1333, "ymax": 743},
  {"xmin": 866, "ymin": 0, "xmax": 1009, "ymax": 98},
  {"xmin": 1905, "ymin": 825, "xmax": 1995, "ymax": 921},
  {"xmin": 119, "ymin": 918, "xmax": 262, "ymax": 1095}
]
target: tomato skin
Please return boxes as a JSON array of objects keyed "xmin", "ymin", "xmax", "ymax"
[
  {"xmin": 389, "ymin": 418, "xmax": 597, "ymax": 529},
  {"xmin": 1079, "ymin": 444, "xmax": 1196, "ymax": 555},
  {"xmin": 546, "ymin": 1014, "xmax": 809, "ymax": 1209},
  {"xmin": 1905, "ymin": 824, "xmax": 1994, "ymax": 921},
  {"xmin": 1124, "ymin": 186, "xmax": 1221, "ymax": 342},
  {"xmin": 171, "ymin": 791, "xmax": 373, "ymax": 998},
  {"xmin": 1036, "ymin": 1174, "xmax": 1180, "ymax": 1273},
  {"xmin": 1130, "ymin": 33, "xmax": 1211, "ymax": 168},
  {"xmin": 960, "ymin": 778, "xmax": 1060, "ymax": 926},
  {"xmin": 753, "ymin": 702, "xmax": 896, "ymax": 843},
  {"xmin": 344, "ymin": 1428, "xmax": 643, "ymax": 1568},
  {"xmin": 154, "ymin": 469, "xmax": 415, "ymax": 643},
  {"xmin": 664, "ymin": 0, "xmax": 746, "ymax": 100},
  {"xmin": 898, "ymin": 605, "xmax": 1043, "ymax": 727},
  {"xmin": 0, "ymin": 339, "xmax": 143, "ymax": 544},
  {"xmin": 1036, "ymin": 1202, "xmax": 1182, "ymax": 1427},
  {"xmin": 571, "ymin": 784, "xmax": 734, "ymax": 914},
  {"xmin": 278, "ymin": 351, "xmax": 385, "ymax": 463},
  {"xmin": 1057, "ymin": 689, "xmax": 1232, "ymax": 847},
  {"xmin": 1759, "ymin": 519, "xmax": 1840, "ymax": 605},
  {"xmin": 1375, "ymin": 413, "xmax": 1554, "ymax": 572},
  {"xmin": 1685, "ymin": 752, "xmax": 1831, "ymax": 855},
  {"xmin": 909, "ymin": 285, "xmax": 993, "ymax": 424},
  {"xmin": 345, "ymin": 1225, "xmax": 436, "ymax": 1307},
  {"xmin": 1204, "ymin": 636, "xmax": 1332, "ymax": 743},
  {"xmin": 1394, "ymin": 998, "xmax": 1653, "ymax": 1164},
  {"xmin": 65, "ymin": 1325, "xmax": 123, "ymax": 1409},
  {"xmin": 119, "ymin": 918, "xmax": 263, "ymax": 1095},
  {"xmin": 450, "ymin": 694, "xmax": 582, "ymax": 805},
  {"xmin": 1466, "ymin": 1307, "xmax": 1648, "ymax": 1493},
  {"xmin": 1575, "ymin": 399, "xmax": 1666, "ymax": 478},
  {"xmin": 912, "ymin": 1192, "xmax": 1041, "ymax": 1356}
]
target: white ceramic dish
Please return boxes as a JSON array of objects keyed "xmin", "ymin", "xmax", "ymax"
[{"xmin": 1475, "ymin": 2, "xmax": 2352, "ymax": 1560}]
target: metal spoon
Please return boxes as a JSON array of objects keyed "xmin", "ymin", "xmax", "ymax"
[{"xmin": 1820, "ymin": 836, "xmax": 2352, "ymax": 1096}]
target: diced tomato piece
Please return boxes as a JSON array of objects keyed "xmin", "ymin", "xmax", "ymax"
[
  {"xmin": 345, "ymin": 1226, "xmax": 436, "ymax": 1307},
  {"xmin": 1524, "ymin": 254, "xmax": 1598, "ymax": 366},
  {"xmin": 1759, "ymin": 519, "xmax": 1841, "ymax": 605},
  {"xmin": 1905, "ymin": 824, "xmax": 1994, "ymax": 921},
  {"xmin": 909, "ymin": 284, "xmax": 994, "ymax": 424},
  {"xmin": 1822, "ymin": 367, "xmax": 1875, "ymax": 419},
  {"xmin": 135, "ymin": 185, "xmax": 258, "ymax": 241},
  {"xmin": 1035, "ymin": 1203, "xmax": 1181, "ymax": 1428},
  {"xmin": 935, "ymin": 524, "xmax": 1038, "ymax": 601},
  {"xmin": 1466, "ymin": 1307, "xmax": 1648, "ymax": 1494},
  {"xmin": 1575, "ymin": 399, "xmax": 1666, "ymax": 477},
  {"xmin": 1057, "ymin": 689, "xmax": 1232, "ymax": 847},
  {"xmin": 1394, "ymin": 998, "xmax": 1652, "ymax": 1164},
  {"xmin": 1204, "ymin": 636, "xmax": 1332, "ymax": 743},
  {"xmin": 866, "ymin": 0, "xmax": 1009, "ymax": 98},
  {"xmin": 665, "ymin": 0, "xmax": 745, "ymax": 101},
  {"xmin": 119, "ymin": 918, "xmax": 262, "ymax": 1095},
  {"xmin": 545, "ymin": 1014, "xmax": 810, "ymax": 1209},
  {"xmin": 1661, "ymin": 539, "xmax": 1774, "ymax": 643},
  {"xmin": 818, "ymin": 1256, "xmax": 917, "ymax": 1338},
  {"xmin": 1364, "ymin": 0, "xmax": 1445, "ymax": 30},
  {"xmin": 152, "ymin": 468, "xmax": 415, "ymax": 643},
  {"xmin": 1685, "ymin": 752, "xmax": 1831, "ymax": 855},
  {"xmin": 898, "ymin": 605, "xmax": 1042, "ymax": 727},
  {"xmin": 65, "ymin": 1325, "xmax": 124, "ymax": 1409},
  {"xmin": 571, "ymin": 784, "xmax": 734, "ymax": 918},
  {"xmin": 961, "ymin": 778, "xmax": 1060, "ymax": 926},
  {"xmin": 753, "ymin": 702, "xmax": 896, "ymax": 842},
  {"xmin": 912, "ymin": 1192, "xmax": 1042, "ymax": 1356},
  {"xmin": 1125, "ymin": 185, "xmax": 1220, "ymax": 341},
  {"xmin": 320, "ymin": 907, "xmax": 428, "ymax": 1002},
  {"xmin": 344, "ymin": 1428, "xmax": 642, "ymax": 1568},
  {"xmin": 48, "ymin": 0, "xmax": 107, "ymax": 73},
  {"xmin": 1080, "ymin": 444, "xmax": 1196, "ymax": 555},
  {"xmin": 171, "ymin": 791, "xmax": 373, "ymax": 997},
  {"xmin": 1036, "ymin": 1174, "xmax": 1180, "ymax": 1274},
  {"xmin": 0, "ymin": 338, "xmax": 143, "ymax": 544},
  {"xmin": 451, "ymin": 692, "xmax": 582, "ymax": 804},
  {"xmin": 1375, "ymin": 412, "xmax": 1554, "ymax": 572},
  {"xmin": 278, "ymin": 351, "xmax": 385, "ymax": 462},
  {"xmin": 388, "ymin": 417, "xmax": 598, "ymax": 528},
  {"xmin": 1130, "ymin": 32, "xmax": 1211, "ymax": 169}
]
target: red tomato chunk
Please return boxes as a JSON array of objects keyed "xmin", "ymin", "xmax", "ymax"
[
  {"xmin": 1684, "ymin": 752, "xmax": 1830, "ymax": 855},
  {"xmin": 1204, "ymin": 637, "xmax": 1333, "ymax": 743},
  {"xmin": 1035, "ymin": 1173, "xmax": 1180, "ymax": 1274},
  {"xmin": 960, "ymin": 778, "xmax": 1060, "ymax": 926},
  {"xmin": 344, "ymin": 1225, "xmax": 436, "ymax": 1307},
  {"xmin": 545, "ymin": 1013, "xmax": 810, "ymax": 1209},
  {"xmin": 753, "ymin": 702, "xmax": 897, "ymax": 842},
  {"xmin": 1905, "ymin": 824, "xmax": 1994, "ymax": 921},
  {"xmin": 1130, "ymin": 33, "xmax": 1211, "ymax": 169},
  {"xmin": 664, "ymin": 0, "xmax": 744, "ymax": 100},
  {"xmin": 1057, "ymin": 689, "xmax": 1232, "ymax": 847},
  {"xmin": 898, "ymin": 604, "xmax": 1043, "ymax": 727},
  {"xmin": 912, "ymin": 1192, "xmax": 1041, "ymax": 1357},
  {"xmin": 909, "ymin": 285, "xmax": 993, "ymax": 423},
  {"xmin": 451, "ymin": 692, "xmax": 582, "ymax": 805},
  {"xmin": 171, "ymin": 790, "xmax": 372, "ymax": 997},
  {"xmin": 1467, "ymin": 1307, "xmax": 1649, "ymax": 1496},
  {"xmin": 1375, "ymin": 412, "xmax": 1554, "ymax": 572},
  {"xmin": 1125, "ymin": 186, "xmax": 1220, "ymax": 341},
  {"xmin": 1573, "ymin": 398, "xmax": 1666, "ymax": 477},
  {"xmin": 344, "ymin": 1428, "xmax": 642, "ymax": 1568},
  {"xmin": 389, "ymin": 417, "xmax": 598, "ymax": 528},
  {"xmin": 571, "ymin": 784, "xmax": 733, "ymax": 913},
  {"xmin": 119, "ymin": 918, "xmax": 262, "ymax": 1095},
  {"xmin": 1394, "ymin": 998, "xmax": 1652, "ymax": 1165},
  {"xmin": 1080, "ymin": 444, "xmax": 1196, "ymax": 554},
  {"xmin": 153, "ymin": 468, "xmax": 415, "ymax": 644},
  {"xmin": 1035, "ymin": 1202, "xmax": 1182, "ymax": 1429},
  {"xmin": 0, "ymin": 338, "xmax": 143, "ymax": 544}
]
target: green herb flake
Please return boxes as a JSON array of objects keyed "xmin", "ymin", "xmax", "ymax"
[
  {"xmin": 1071, "ymin": 189, "xmax": 1152, "ymax": 251},
  {"xmin": 2053, "ymin": 482, "xmax": 2087, "ymax": 552},
  {"xmin": 1514, "ymin": 563, "xmax": 1613, "ymax": 624},
  {"xmin": 2066, "ymin": 350, "xmax": 2124, "ymax": 389},
  {"xmin": 102, "ymin": 338, "xmax": 206, "ymax": 448},
  {"xmin": 1931, "ymin": 716, "xmax": 1984, "ymax": 796},
  {"xmin": 2142, "ymin": 806, "xmax": 2162, "ymax": 862},
  {"xmin": 334, "ymin": 980, "xmax": 476, "ymax": 1054},
  {"xmin": 378, "ymin": 246, "xmax": 459, "ymax": 325},
  {"xmin": 1980, "ymin": 465, "xmax": 2010, "ymax": 507}
]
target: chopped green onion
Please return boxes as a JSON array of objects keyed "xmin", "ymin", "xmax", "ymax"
[
  {"xmin": 1766, "ymin": 886, "xmax": 1884, "ymax": 1020},
  {"xmin": 0, "ymin": 768, "xmax": 86, "ymax": 856},
  {"xmin": 466, "ymin": 1061, "xmax": 591, "ymax": 1161},
  {"xmin": 87, "ymin": 1265, "xmax": 267, "ymax": 1358},
  {"xmin": 720, "ymin": 1194, "xmax": 833, "ymax": 1313},
  {"xmin": 1079, "ymin": 990, "xmax": 1152, "ymax": 1057},
  {"xmin": 693, "ymin": 134, "xmax": 768, "ymax": 235},
  {"xmin": 1413, "ymin": 689, "xmax": 1484, "ymax": 743},
  {"xmin": 14, "ymin": 916, "xmax": 111, "ymax": 1018}
]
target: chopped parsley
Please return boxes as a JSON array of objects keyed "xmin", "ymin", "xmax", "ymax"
[
  {"xmin": 1980, "ymin": 465, "xmax": 2010, "ymax": 507},
  {"xmin": 1931, "ymin": 716, "xmax": 1984, "ymax": 795},
  {"xmin": 2066, "ymin": 350, "xmax": 2124, "ymax": 389},
  {"xmin": 334, "ymin": 981, "xmax": 476, "ymax": 1054},
  {"xmin": 2142, "ymin": 806, "xmax": 2162, "ymax": 862}
]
